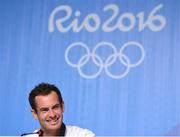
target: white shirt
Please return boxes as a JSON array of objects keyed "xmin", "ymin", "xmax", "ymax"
[
  {"xmin": 22, "ymin": 125, "xmax": 95, "ymax": 137},
  {"xmin": 66, "ymin": 125, "xmax": 95, "ymax": 137}
]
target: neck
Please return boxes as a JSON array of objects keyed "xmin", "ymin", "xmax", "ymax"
[
  {"xmin": 40, "ymin": 123, "xmax": 66, "ymax": 136},
  {"xmin": 42, "ymin": 129, "xmax": 60, "ymax": 136}
]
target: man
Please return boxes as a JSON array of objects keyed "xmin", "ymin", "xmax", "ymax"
[{"xmin": 22, "ymin": 83, "xmax": 95, "ymax": 137}]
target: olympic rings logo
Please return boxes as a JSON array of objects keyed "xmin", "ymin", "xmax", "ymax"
[{"xmin": 65, "ymin": 41, "xmax": 145, "ymax": 79}]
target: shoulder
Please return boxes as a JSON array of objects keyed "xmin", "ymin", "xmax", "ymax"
[
  {"xmin": 66, "ymin": 125, "xmax": 95, "ymax": 137},
  {"xmin": 21, "ymin": 133, "xmax": 39, "ymax": 137},
  {"xmin": 21, "ymin": 130, "xmax": 39, "ymax": 137}
]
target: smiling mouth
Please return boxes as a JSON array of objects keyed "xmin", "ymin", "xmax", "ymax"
[{"xmin": 47, "ymin": 118, "xmax": 59, "ymax": 125}]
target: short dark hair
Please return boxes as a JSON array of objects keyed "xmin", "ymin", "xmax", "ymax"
[{"xmin": 29, "ymin": 83, "xmax": 63, "ymax": 111}]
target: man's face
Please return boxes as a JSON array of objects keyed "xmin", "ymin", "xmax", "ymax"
[{"xmin": 32, "ymin": 91, "xmax": 64, "ymax": 132}]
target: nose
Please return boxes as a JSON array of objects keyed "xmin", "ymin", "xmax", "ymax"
[{"xmin": 49, "ymin": 109, "xmax": 56, "ymax": 118}]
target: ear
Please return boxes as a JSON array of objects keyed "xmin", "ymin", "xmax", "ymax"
[
  {"xmin": 61, "ymin": 102, "xmax": 65, "ymax": 112},
  {"xmin": 31, "ymin": 109, "xmax": 38, "ymax": 119}
]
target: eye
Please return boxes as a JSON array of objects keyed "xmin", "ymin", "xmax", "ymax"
[
  {"xmin": 53, "ymin": 104, "xmax": 61, "ymax": 110},
  {"xmin": 40, "ymin": 108, "xmax": 48, "ymax": 113}
]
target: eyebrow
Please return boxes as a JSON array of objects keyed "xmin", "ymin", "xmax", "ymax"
[
  {"xmin": 52, "ymin": 104, "xmax": 61, "ymax": 108},
  {"xmin": 39, "ymin": 103, "xmax": 61, "ymax": 111}
]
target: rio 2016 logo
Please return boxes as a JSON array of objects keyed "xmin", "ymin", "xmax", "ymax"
[
  {"xmin": 49, "ymin": 4, "xmax": 166, "ymax": 33},
  {"xmin": 48, "ymin": 4, "xmax": 166, "ymax": 79}
]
